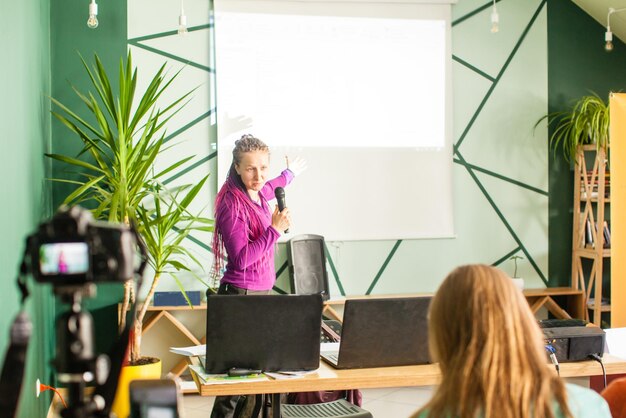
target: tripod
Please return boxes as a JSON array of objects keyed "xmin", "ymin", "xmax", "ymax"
[{"xmin": 54, "ymin": 285, "xmax": 109, "ymax": 418}]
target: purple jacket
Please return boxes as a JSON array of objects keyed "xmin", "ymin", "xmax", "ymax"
[{"xmin": 216, "ymin": 169, "xmax": 294, "ymax": 290}]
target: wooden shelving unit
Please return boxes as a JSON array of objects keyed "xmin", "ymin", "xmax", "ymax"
[
  {"xmin": 571, "ymin": 145, "xmax": 610, "ymax": 326},
  {"xmin": 118, "ymin": 303, "xmax": 206, "ymax": 393}
]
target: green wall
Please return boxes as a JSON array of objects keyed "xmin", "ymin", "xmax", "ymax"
[
  {"xmin": 0, "ymin": 0, "xmax": 53, "ymax": 416},
  {"xmin": 547, "ymin": 0, "xmax": 626, "ymax": 293},
  {"xmin": 50, "ymin": 0, "xmax": 128, "ymax": 353},
  {"xmin": 50, "ymin": 0, "xmax": 128, "ymax": 210}
]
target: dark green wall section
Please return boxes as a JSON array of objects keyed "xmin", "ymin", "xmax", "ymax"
[
  {"xmin": 50, "ymin": 0, "xmax": 128, "ymax": 352},
  {"xmin": 0, "ymin": 0, "xmax": 54, "ymax": 416},
  {"xmin": 548, "ymin": 0, "xmax": 626, "ymax": 288},
  {"xmin": 51, "ymin": 0, "xmax": 128, "ymax": 210}
]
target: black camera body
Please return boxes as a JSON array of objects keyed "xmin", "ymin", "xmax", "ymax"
[
  {"xmin": 0, "ymin": 205, "xmax": 158, "ymax": 418},
  {"xmin": 29, "ymin": 206, "xmax": 136, "ymax": 285}
]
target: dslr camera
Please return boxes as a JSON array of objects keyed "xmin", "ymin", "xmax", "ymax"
[
  {"xmin": 0, "ymin": 206, "xmax": 177, "ymax": 418},
  {"xmin": 28, "ymin": 206, "xmax": 136, "ymax": 285}
]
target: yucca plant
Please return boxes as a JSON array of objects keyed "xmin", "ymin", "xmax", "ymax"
[
  {"xmin": 48, "ymin": 51, "xmax": 193, "ymax": 222},
  {"xmin": 535, "ymin": 93, "xmax": 610, "ymax": 162},
  {"xmin": 131, "ymin": 176, "xmax": 213, "ymax": 363},
  {"xmin": 47, "ymin": 51, "xmax": 211, "ymax": 363}
]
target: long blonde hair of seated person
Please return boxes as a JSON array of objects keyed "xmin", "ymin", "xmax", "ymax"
[{"xmin": 414, "ymin": 264, "xmax": 572, "ymax": 418}]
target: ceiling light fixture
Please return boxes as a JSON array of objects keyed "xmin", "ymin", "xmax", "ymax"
[
  {"xmin": 87, "ymin": 0, "xmax": 99, "ymax": 29},
  {"xmin": 605, "ymin": 7, "xmax": 626, "ymax": 52},
  {"xmin": 490, "ymin": 0, "xmax": 499, "ymax": 33},
  {"xmin": 178, "ymin": 0, "xmax": 188, "ymax": 35}
]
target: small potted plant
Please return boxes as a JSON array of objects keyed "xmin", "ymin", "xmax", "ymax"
[
  {"xmin": 509, "ymin": 255, "xmax": 524, "ymax": 290},
  {"xmin": 535, "ymin": 93, "xmax": 609, "ymax": 163}
]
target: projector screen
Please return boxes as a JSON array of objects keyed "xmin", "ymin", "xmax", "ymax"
[{"xmin": 215, "ymin": 0, "xmax": 454, "ymax": 241}]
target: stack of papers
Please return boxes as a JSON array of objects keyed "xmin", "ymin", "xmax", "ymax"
[
  {"xmin": 188, "ymin": 365, "xmax": 270, "ymax": 385},
  {"xmin": 171, "ymin": 344, "xmax": 317, "ymax": 385},
  {"xmin": 264, "ymin": 370, "xmax": 317, "ymax": 380}
]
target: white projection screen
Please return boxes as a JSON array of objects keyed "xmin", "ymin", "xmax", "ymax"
[{"xmin": 215, "ymin": 0, "xmax": 454, "ymax": 241}]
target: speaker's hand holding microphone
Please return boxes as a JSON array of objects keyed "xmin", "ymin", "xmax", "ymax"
[{"xmin": 273, "ymin": 187, "xmax": 290, "ymax": 234}]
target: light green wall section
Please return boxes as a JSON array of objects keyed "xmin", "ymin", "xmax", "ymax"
[
  {"xmin": 127, "ymin": 0, "xmax": 216, "ymax": 301},
  {"xmin": 0, "ymin": 0, "xmax": 53, "ymax": 416},
  {"xmin": 279, "ymin": 0, "xmax": 550, "ymax": 294},
  {"xmin": 124, "ymin": 0, "xmax": 549, "ymax": 301}
]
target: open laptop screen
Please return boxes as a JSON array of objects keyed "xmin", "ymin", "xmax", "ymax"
[
  {"xmin": 205, "ymin": 294, "xmax": 323, "ymax": 373},
  {"xmin": 331, "ymin": 296, "xmax": 431, "ymax": 369}
]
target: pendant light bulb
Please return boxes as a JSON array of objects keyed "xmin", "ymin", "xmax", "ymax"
[
  {"xmin": 490, "ymin": 4, "xmax": 499, "ymax": 33},
  {"xmin": 605, "ymin": 30, "xmax": 614, "ymax": 52},
  {"xmin": 178, "ymin": 15, "xmax": 188, "ymax": 35},
  {"xmin": 178, "ymin": 0, "xmax": 188, "ymax": 35},
  {"xmin": 87, "ymin": 0, "xmax": 99, "ymax": 29}
]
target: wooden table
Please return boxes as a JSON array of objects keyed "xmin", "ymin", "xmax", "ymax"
[{"xmin": 189, "ymin": 354, "xmax": 626, "ymax": 397}]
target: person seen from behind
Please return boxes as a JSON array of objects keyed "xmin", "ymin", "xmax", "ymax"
[{"xmin": 411, "ymin": 264, "xmax": 611, "ymax": 418}]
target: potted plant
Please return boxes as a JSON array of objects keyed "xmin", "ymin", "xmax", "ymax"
[
  {"xmin": 509, "ymin": 255, "xmax": 524, "ymax": 290},
  {"xmin": 535, "ymin": 93, "xmax": 610, "ymax": 162},
  {"xmin": 111, "ymin": 179, "xmax": 212, "ymax": 417},
  {"xmin": 47, "ymin": 51, "xmax": 212, "ymax": 416},
  {"xmin": 132, "ymin": 178, "xmax": 213, "ymax": 363}
]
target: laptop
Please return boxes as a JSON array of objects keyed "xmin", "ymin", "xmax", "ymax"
[
  {"xmin": 321, "ymin": 296, "xmax": 431, "ymax": 369},
  {"xmin": 205, "ymin": 294, "xmax": 323, "ymax": 374}
]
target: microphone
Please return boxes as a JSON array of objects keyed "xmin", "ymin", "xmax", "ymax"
[{"xmin": 274, "ymin": 187, "xmax": 289, "ymax": 233}]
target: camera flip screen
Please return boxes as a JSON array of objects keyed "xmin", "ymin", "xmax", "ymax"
[{"xmin": 39, "ymin": 242, "xmax": 89, "ymax": 275}]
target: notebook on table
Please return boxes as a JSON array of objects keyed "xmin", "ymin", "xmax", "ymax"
[
  {"xmin": 205, "ymin": 294, "xmax": 323, "ymax": 374},
  {"xmin": 320, "ymin": 296, "xmax": 431, "ymax": 369}
]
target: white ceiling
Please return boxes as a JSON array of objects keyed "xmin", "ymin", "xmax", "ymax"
[{"xmin": 572, "ymin": 0, "xmax": 626, "ymax": 43}]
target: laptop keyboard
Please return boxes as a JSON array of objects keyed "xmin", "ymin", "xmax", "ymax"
[
  {"xmin": 321, "ymin": 351, "xmax": 340, "ymax": 366},
  {"xmin": 325, "ymin": 353, "xmax": 339, "ymax": 363}
]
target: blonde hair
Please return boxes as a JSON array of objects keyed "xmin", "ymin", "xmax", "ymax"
[{"xmin": 415, "ymin": 264, "xmax": 572, "ymax": 418}]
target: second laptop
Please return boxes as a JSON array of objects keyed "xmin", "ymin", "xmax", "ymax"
[{"xmin": 321, "ymin": 296, "xmax": 431, "ymax": 369}]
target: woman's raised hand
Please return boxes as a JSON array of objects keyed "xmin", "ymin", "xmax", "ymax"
[{"xmin": 286, "ymin": 156, "xmax": 307, "ymax": 176}]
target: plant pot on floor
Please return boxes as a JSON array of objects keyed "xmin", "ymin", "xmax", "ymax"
[{"xmin": 111, "ymin": 357, "xmax": 161, "ymax": 418}]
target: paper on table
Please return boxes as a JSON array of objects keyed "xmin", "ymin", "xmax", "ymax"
[
  {"xmin": 188, "ymin": 365, "xmax": 270, "ymax": 385},
  {"xmin": 320, "ymin": 342, "xmax": 340, "ymax": 353},
  {"xmin": 264, "ymin": 370, "xmax": 318, "ymax": 380},
  {"xmin": 605, "ymin": 327, "xmax": 626, "ymax": 359},
  {"xmin": 178, "ymin": 380, "xmax": 199, "ymax": 391},
  {"xmin": 169, "ymin": 345, "xmax": 206, "ymax": 356}
]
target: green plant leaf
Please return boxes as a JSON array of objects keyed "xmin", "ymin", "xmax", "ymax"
[
  {"xmin": 537, "ymin": 93, "xmax": 610, "ymax": 162},
  {"xmin": 48, "ymin": 52, "xmax": 213, "ymax": 362}
]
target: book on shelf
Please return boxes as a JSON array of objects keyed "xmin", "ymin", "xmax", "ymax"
[
  {"xmin": 586, "ymin": 297, "xmax": 610, "ymax": 307},
  {"xmin": 582, "ymin": 219, "xmax": 611, "ymax": 249},
  {"xmin": 585, "ymin": 219, "xmax": 594, "ymax": 248},
  {"xmin": 603, "ymin": 220, "xmax": 611, "ymax": 248},
  {"xmin": 581, "ymin": 170, "xmax": 610, "ymax": 198}
]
